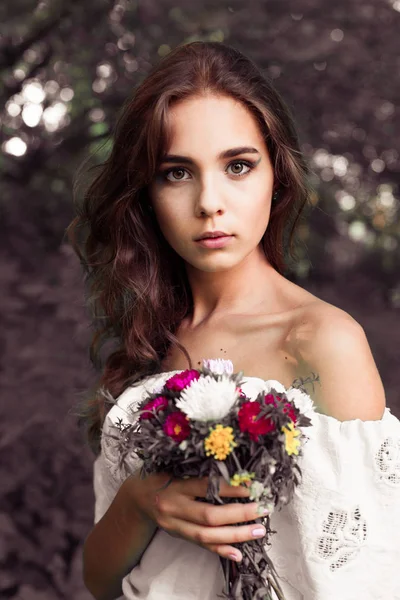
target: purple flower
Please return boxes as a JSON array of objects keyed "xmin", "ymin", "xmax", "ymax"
[
  {"xmin": 140, "ymin": 395, "xmax": 169, "ymax": 420},
  {"xmin": 165, "ymin": 369, "xmax": 200, "ymax": 392}
]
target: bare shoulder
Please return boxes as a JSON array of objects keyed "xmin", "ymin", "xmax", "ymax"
[
  {"xmin": 292, "ymin": 296, "xmax": 386, "ymax": 421},
  {"xmin": 294, "ymin": 296, "xmax": 364, "ymax": 342}
]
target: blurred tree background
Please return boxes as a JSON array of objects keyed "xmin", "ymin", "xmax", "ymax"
[{"xmin": 0, "ymin": 0, "xmax": 399, "ymax": 598}]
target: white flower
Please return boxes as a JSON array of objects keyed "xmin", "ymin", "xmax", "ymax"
[
  {"xmin": 239, "ymin": 378, "xmax": 267, "ymax": 400},
  {"xmin": 249, "ymin": 480, "xmax": 264, "ymax": 501},
  {"xmin": 286, "ymin": 387, "xmax": 315, "ymax": 419},
  {"xmin": 175, "ymin": 375, "xmax": 238, "ymax": 421},
  {"xmin": 262, "ymin": 380, "xmax": 315, "ymax": 420},
  {"xmin": 263, "ymin": 379, "xmax": 286, "ymax": 394},
  {"xmin": 202, "ymin": 358, "xmax": 234, "ymax": 375}
]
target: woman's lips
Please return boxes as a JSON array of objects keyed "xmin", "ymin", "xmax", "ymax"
[{"xmin": 195, "ymin": 235, "xmax": 234, "ymax": 249}]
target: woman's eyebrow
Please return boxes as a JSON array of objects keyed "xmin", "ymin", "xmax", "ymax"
[{"xmin": 160, "ymin": 146, "xmax": 260, "ymax": 165}]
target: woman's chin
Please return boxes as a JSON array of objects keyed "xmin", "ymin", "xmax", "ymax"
[{"xmin": 185, "ymin": 255, "xmax": 244, "ymax": 273}]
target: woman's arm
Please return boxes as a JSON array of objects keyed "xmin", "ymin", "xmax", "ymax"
[{"xmin": 83, "ymin": 476, "xmax": 158, "ymax": 600}]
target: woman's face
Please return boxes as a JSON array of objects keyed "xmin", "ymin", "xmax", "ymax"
[{"xmin": 149, "ymin": 93, "xmax": 275, "ymax": 273}]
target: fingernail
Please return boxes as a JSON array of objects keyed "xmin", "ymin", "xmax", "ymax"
[
  {"xmin": 228, "ymin": 552, "xmax": 240, "ymax": 561},
  {"xmin": 252, "ymin": 527, "xmax": 266, "ymax": 537}
]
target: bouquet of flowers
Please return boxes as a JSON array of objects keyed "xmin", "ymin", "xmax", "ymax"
[{"xmin": 103, "ymin": 359, "xmax": 316, "ymax": 600}]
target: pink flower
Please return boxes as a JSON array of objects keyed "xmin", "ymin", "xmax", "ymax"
[
  {"xmin": 238, "ymin": 401, "xmax": 275, "ymax": 442},
  {"xmin": 165, "ymin": 369, "xmax": 200, "ymax": 392},
  {"xmin": 140, "ymin": 395, "xmax": 169, "ymax": 420},
  {"xmin": 163, "ymin": 411, "xmax": 191, "ymax": 442},
  {"xmin": 264, "ymin": 393, "xmax": 298, "ymax": 424}
]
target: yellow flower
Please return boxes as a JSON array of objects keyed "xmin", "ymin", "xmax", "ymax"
[
  {"xmin": 282, "ymin": 421, "xmax": 301, "ymax": 456},
  {"xmin": 204, "ymin": 424, "xmax": 237, "ymax": 461},
  {"xmin": 230, "ymin": 471, "xmax": 256, "ymax": 487}
]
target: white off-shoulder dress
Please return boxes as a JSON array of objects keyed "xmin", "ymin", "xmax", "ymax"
[{"xmin": 92, "ymin": 371, "xmax": 400, "ymax": 600}]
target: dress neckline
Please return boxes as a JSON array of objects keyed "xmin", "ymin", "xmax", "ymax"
[{"xmin": 142, "ymin": 369, "xmax": 392, "ymax": 425}]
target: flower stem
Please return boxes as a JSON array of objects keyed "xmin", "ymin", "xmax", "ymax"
[
  {"xmin": 231, "ymin": 449, "xmax": 242, "ymax": 472},
  {"xmin": 242, "ymin": 543, "xmax": 286, "ymax": 600}
]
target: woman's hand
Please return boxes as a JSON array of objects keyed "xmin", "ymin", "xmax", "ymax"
[{"xmin": 124, "ymin": 471, "xmax": 267, "ymax": 562}]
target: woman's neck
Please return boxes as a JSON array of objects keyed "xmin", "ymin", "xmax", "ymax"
[{"xmin": 185, "ymin": 247, "xmax": 282, "ymax": 328}]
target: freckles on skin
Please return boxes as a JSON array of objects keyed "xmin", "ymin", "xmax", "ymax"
[{"xmin": 148, "ymin": 94, "xmax": 275, "ymax": 271}]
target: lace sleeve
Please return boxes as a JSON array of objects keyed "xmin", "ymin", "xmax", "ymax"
[
  {"xmin": 266, "ymin": 406, "xmax": 400, "ymax": 600},
  {"xmin": 92, "ymin": 383, "xmax": 151, "ymax": 524}
]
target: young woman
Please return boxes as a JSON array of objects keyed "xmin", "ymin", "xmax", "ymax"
[{"xmin": 68, "ymin": 41, "xmax": 400, "ymax": 600}]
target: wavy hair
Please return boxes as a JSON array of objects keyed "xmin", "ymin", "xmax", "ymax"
[{"xmin": 67, "ymin": 41, "xmax": 313, "ymax": 455}]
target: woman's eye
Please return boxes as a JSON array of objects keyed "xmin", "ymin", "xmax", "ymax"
[
  {"xmin": 227, "ymin": 161, "xmax": 254, "ymax": 176},
  {"xmin": 161, "ymin": 160, "xmax": 254, "ymax": 183},
  {"xmin": 164, "ymin": 168, "xmax": 189, "ymax": 182}
]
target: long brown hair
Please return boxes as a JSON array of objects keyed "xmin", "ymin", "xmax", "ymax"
[{"xmin": 67, "ymin": 41, "xmax": 313, "ymax": 455}]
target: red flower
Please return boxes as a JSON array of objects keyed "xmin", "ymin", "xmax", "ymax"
[
  {"xmin": 238, "ymin": 401, "xmax": 275, "ymax": 441},
  {"xmin": 140, "ymin": 395, "xmax": 169, "ymax": 420},
  {"xmin": 163, "ymin": 411, "xmax": 191, "ymax": 442},
  {"xmin": 264, "ymin": 393, "xmax": 298, "ymax": 424},
  {"xmin": 236, "ymin": 386, "xmax": 246, "ymax": 399},
  {"xmin": 165, "ymin": 369, "xmax": 200, "ymax": 392}
]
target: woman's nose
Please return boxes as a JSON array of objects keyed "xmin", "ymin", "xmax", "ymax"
[{"xmin": 194, "ymin": 176, "xmax": 225, "ymax": 217}]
